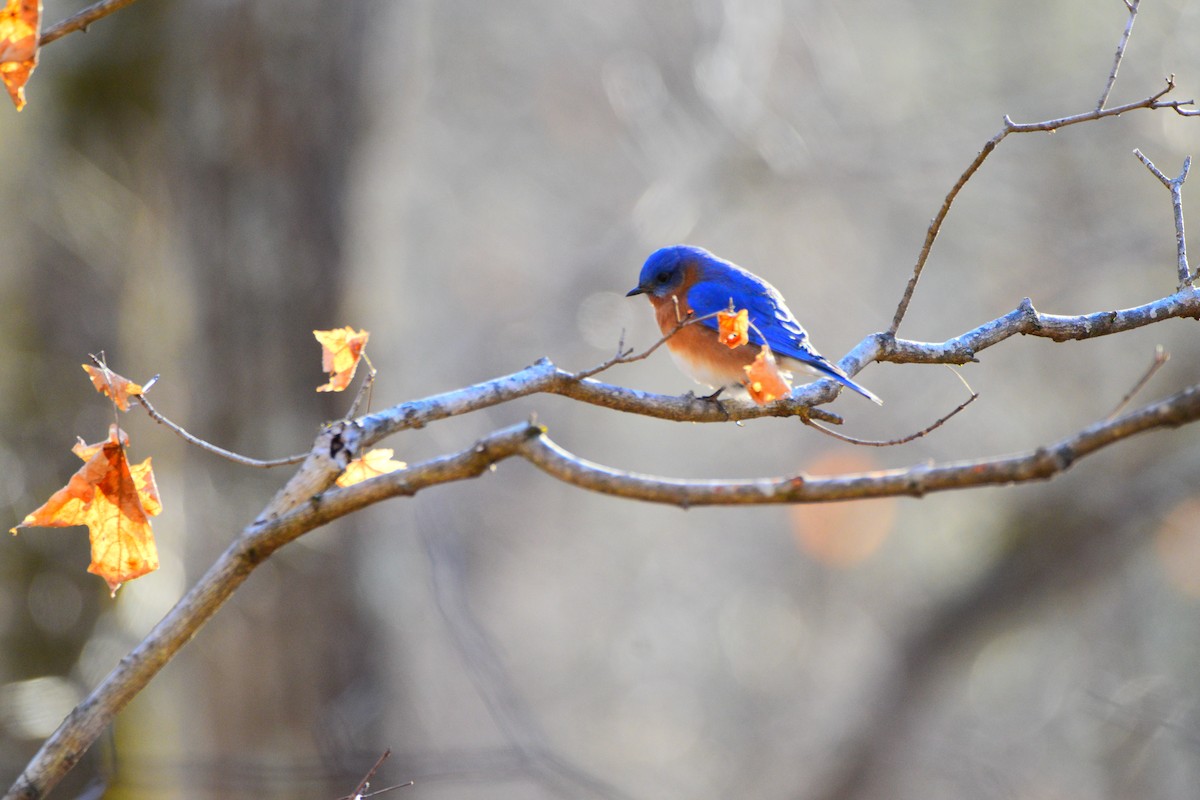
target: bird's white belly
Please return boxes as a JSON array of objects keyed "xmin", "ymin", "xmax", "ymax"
[{"xmin": 667, "ymin": 346, "xmax": 733, "ymax": 389}]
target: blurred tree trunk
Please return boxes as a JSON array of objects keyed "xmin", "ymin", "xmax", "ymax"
[{"xmin": 159, "ymin": 0, "xmax": 374, "ymax": 788}]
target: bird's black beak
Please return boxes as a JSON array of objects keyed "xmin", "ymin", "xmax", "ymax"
[{"xmin": 626, "ymin": 285, "xmax": 646, "ymax": 297}]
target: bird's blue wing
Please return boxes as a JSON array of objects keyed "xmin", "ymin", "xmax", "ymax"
[
  {"xmin": 687, "ymin": 277, "xmax": 813, "ymax": 357},
  {"xmin": 687, "ymin": 271, "xmax": 883, "ymax": 404}
]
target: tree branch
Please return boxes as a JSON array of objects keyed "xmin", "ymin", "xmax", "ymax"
[
  {"xmin": 800, "ymin": 391, "xmax": 978, "ymax": 447},
  {"xmin": 134, "ymin": 394, "xmax": 308, "ymax": 468},
  {"xmin": 1097, "ymin": 0, "xmax": 1140, "ymax": 111},
  {"xmin": 889, "ymin": 77, "xmax": 1192, "ymax": 336},
  {"xmin": 3, "ymin": 421, "xmax": 539, "ymax": 800},
  {"xmin": 520, "ymin": 386, "xmax": 1200, "ymax": 504},
  {"xmin": 1108, "ymin": 345, "xmax": 1169, "ymax": 419},
  {"xmin": 337, "ymin": 283, "xmax": 1200, "ymax": 447},
  {"xmin": 144, "ymin": 272, "xmax": 1200, "ymax": 509},
  {"xmin": 1133, "ymin": 149, "xmax": 1194, "ymax": 289},
  {"xmin": 8, "ymin": 379, "xmax": 1200, "ymax": 800},
  {"xmin": 38, "ymin": 0, "xmax": 142, "ymax": 47},
  {"xmin": 878, "ymin": 290, "xmax": 1200, "ymax": 365}
]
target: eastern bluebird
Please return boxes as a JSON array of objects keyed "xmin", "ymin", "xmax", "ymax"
[{"xmin": 626, "ymin": 245, "xmax": 882, "ymax": 405}]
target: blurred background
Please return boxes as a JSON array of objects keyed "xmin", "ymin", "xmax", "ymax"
[{"xmin": 2, "ymin": 0, "xmax": 1200, "ymax": 798}]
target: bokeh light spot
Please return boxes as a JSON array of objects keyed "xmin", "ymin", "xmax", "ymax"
[
  {"xmin": 1153, "ymin": 497, "xmax": 1200, "ymax": 597},
  {"xmin": 790, "ymin": 451, "xmax": 896, "ymax": 567}
]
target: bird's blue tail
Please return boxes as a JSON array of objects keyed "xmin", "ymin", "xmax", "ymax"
[{"xmin": 810, "ymin": 361, "xmax": 883, "ymax": 405}]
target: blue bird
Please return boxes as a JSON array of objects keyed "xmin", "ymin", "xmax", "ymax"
[{"xmin": 627, "ymin": 245, "xmax": 881, "ymax": 404}]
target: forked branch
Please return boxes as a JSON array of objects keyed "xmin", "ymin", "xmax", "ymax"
[{"xmin": 1133, "ymin": 149, "xmax": 1194, "ymax": 288}]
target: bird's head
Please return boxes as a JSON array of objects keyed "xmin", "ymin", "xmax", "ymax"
[{"xmin": 626, "ymin": 245, "xmax": 710, "ymax": 299}]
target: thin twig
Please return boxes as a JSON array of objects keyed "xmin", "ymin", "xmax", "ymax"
[
  {"xmin": 84, "ymin": 354, "xmax": 311, "ymax": 466},
  {"xmin": 889, "ymin": 126, "xmax": 1006, "ymax": 336},
  {"xmin": 1133, "ymin": 148, "xmax": 1172, "ymax": 184},
  {"xmin": 338, "ymin": 750, "xmax": 413, "ymax": 800},
  {"xmin": 133, "ymin": 395, "xmax": 307, "ymax": 468},
  {"xmin": 569, "ymin": 309, "xmax": 722, "ymax": 381},
  {"xmin": 1108, "ymin": 346, "xmax": 1170, "ymax": 419},
  {"xmin": 1009, "ymin": 77, "xmax": 1185, "ymax": 132},
  {"xmin": 339, "ymin": 750, "xmax": 390, "ymax": 800},
  {"xmin": 85, "ymin": 351, "xmax": 126, "ymax": 426},
  {"xmin": 1133, "ymin": 149, "xmax": 1194, "ymax": 288},
  {"xmin": 344, "ymin": 353, "xmax": 378, "ymax": 419},
  {"xmin": 357, "ymin": 782, "xmax": 414, "ymax": 798},
  {"xmin": 1097, "ymin": 0, "xmax": 1140, "ymax": 111},
  {"xmin": 801, "ymin": 393, "xmax": 978, "ymax": 447},
  {"xmin": 39, "ymin": 0, "xmax": 141, "ymax": 46}
]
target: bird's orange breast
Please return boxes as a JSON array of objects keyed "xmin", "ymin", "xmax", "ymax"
[{"xmin": 647, "ymin": 288, "xmax": 761, "ymax": 388}]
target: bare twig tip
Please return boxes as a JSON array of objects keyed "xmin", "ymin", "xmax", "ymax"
[{"xmin": 1108, "ymin": 346, "xmax": 1171, "ymax": 419}]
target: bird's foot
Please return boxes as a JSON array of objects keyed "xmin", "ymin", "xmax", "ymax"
[{"xmin": 694, "ymin": 386, "xmax": 730, "ymax": 418}]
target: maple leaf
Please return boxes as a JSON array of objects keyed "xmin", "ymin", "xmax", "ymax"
[
  {"xmin": 315, "ymin": 326, "xmax": 370, "ymax": 392},
  {"xmin": 13, "ymin": 424, "xmax": 161, "ymax": 595},
  {"xmin": 717, "ymin": 308, "xmax": 749, "ymax": 349},
  {"xmin": 82, "ymin": 364, "xmax": 144, "ymax": 412},
  {"xmin": 336, "ymin": 448, "xmax": 406, "ymax": 488},
  {"xmin": 0, "ymin": 0, "xmax": 40, "ymax": 111},
  {"xmin": 743, "ymin": 346, "xmax": 793, "ymax": 405}
]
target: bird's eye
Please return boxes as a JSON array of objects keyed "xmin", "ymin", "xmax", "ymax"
[{"xmin": 655, "ymin": 271, "xmax": 671, "ymax": 284}]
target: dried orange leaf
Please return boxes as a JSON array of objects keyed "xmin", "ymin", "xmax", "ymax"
[
  {"xmin": 336, "ymin": 448, "xmax": 406, "ymax": 488},
  {"xmin": 82, "ymin": 364, "xmax": 144, "ymax": 412},
  {"xmin": 717, "ymin": 308, "xmax": 749, "ymax": 349},
  {"xmin": 71, "ymin": 426, "xmax": 127, "ymax": 461},
  {"xmin": 743, "ymin": 346, "xmax": 792, "ymax": 405},
  {"xmin": 129, "ymin": 455, "xmax": 162, "ymax": 517},
  {"xmin": 314, "ymin": 326, "xmax": 369, "ymax": 392},
  {"xmin": 13, "ymin": 424, "xmax": 161, "ymax": 595},
  {"xmin": 0, "ymin": 0, "xmax": 40, "ymax": 111}
]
